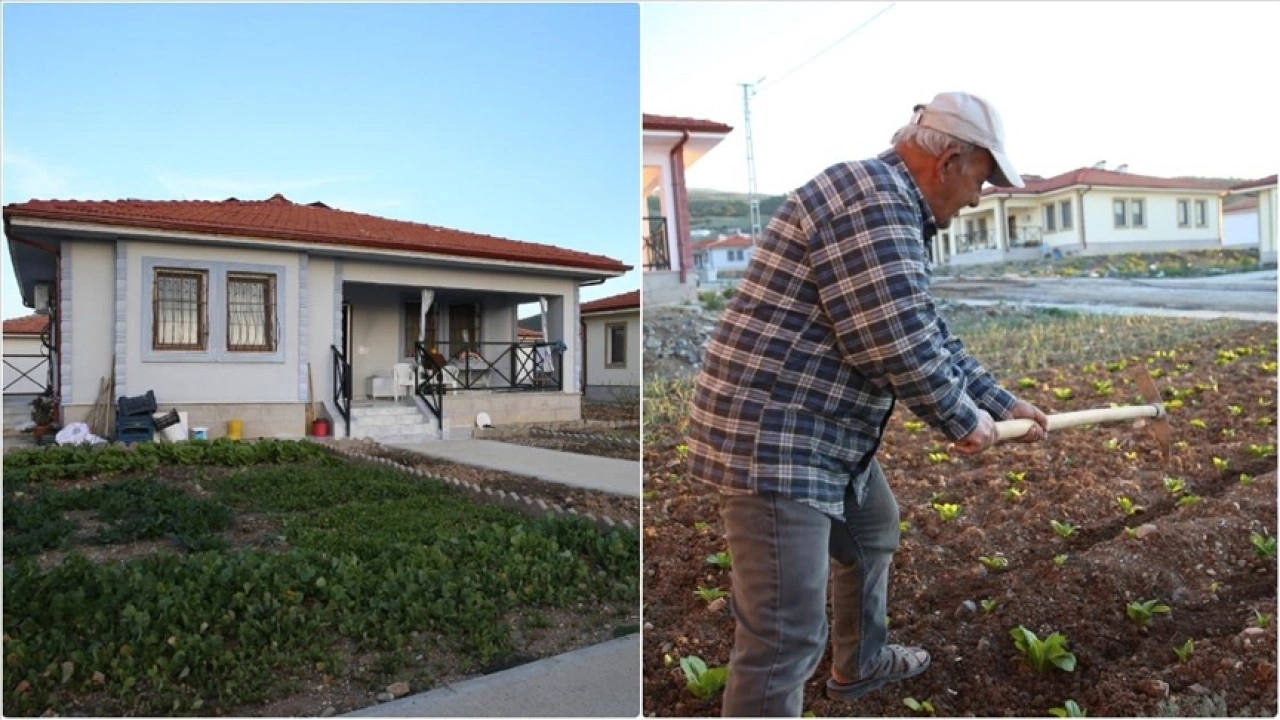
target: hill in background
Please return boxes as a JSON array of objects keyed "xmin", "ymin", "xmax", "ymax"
[{"xmin": 646, "ymin": 189, "xmax": 788, "ymax": 234}]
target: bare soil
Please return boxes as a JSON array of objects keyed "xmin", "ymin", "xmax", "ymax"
[{"xmin": 642, "ymin": 324, "xmax": 1278, "ymax": 716}]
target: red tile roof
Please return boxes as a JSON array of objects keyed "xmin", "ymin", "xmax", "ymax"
[
  {"xmin": 1229, "ymin": 174, "xmax": 1278, "ymax": 192},
  {"xmin": 580, "ymin": 289, "xmax": 639, "ymax": 314},
  {"xmin": 643, "ymin": 113, "xmax": 734, "ymax": 134},
  {"xmin": 700, "ymin": 234, "xmax": 753, "ymax": 250},
  {"xmin": 3, "ymin": 194, "xmax": 629, "ymax": 273},
  {"xmin": 982, "ymin": 167, "xmax": 1235, "ymax": 197},
  {"xmin": 3, "ymin": 314, "xmax": 49, "ymax": 335},
  {"xmin": 517, "ymin": 327, "xmax": 544, "ymax": 340},
  {"xmin": 1224, "ymin": 196, "xmax": 1259, "ymax": 213}
]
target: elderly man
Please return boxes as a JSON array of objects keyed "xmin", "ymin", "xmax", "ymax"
[{"xmin": 686, "ymin": 91, "xmax": 1050, "ymax": 717}]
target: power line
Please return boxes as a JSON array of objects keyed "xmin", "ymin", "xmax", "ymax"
[{"xmin": 759, "ymin": 3, "xmax": 896, "ymax": 94}]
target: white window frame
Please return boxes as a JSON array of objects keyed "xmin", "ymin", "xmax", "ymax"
[
  {"xmin": 1177, "ymin": 199, "xmax": 1191, "ymax": 228},
  {"xmin": 1130, "ymin": 198, "xmax": 1146, "ymax": 229},
  {"xmin": 1113, "ymin": 198, "xmax": 1128, "ymax": 228},
  {"xmin": 1060, "ymin": 200, "xmax": 1073, "ymax": 230},
  {"xmin": 1195, "ymin": 199, "xmax": 1208, "ymax": 228},
  {"xmin": 1044, "ymin": 204, "xmax": 1057, "ymax": 232}
]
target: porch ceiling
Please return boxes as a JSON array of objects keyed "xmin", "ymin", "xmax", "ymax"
[
  {"xmin": 342, "ymin": 281, "xmax": 544, "ymax": 306},
  {"xmin": 4, "ymin": 234, "xmax": 60, "ymax": 307}
]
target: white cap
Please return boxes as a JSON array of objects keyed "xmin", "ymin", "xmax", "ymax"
[{"xmin": 912, "ymin": 92, "xmax": 1023, "ymax": 188}]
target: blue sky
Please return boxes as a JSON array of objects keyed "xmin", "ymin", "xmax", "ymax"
[
  {"xmin": 2, "ymin": 2, "xmax": 640, "ymax": 320},
  {"xmin": 643, "ymin": 1, "xmax": 1280, "ymax": 195}
]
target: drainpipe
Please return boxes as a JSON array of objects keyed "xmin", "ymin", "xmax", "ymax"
[
  {"xmin": 8, "ymin": 233, "xmax": 63, "ymax": 423},
  {"xmin": 670, "ymin": 131, "xmax": 692, "ymax": 283}
]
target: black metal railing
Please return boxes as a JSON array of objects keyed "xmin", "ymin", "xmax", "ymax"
[
  {"xmin": 644, "ymin": 216, "xmax": 671, "ymax": 271},
  {"xmin": 331, "ymin": 345, "xmax": 351, "ymax": 437},
  {"xmin": 415, "ymin": 340, "xmax": 565, "ymax": 393},
  {"xmin": 413, "ymin": 343, "xmax": 445, "ymax": 432},
  {"xmin": 3, "ymin": 354, "xmax": 51, "ymax": 396},
  {"xmin": 1009, "ymin": 227, "xmax": 1044, "ymax": 248}
]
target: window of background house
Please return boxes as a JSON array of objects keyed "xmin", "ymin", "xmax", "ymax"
[
  {"xmin": 1044, "ymin": 204, "xmax": 1056, "ymax": 232},
  {"xmin": 1060, "ymin": 200, "xmax": 1073, "ymax": 229},
  {"xmin": 152, "ymin": 268, "xmax": 208, "ymax": 351},
  {"xmin": 606, "ymin": 322, "xmax": 627, "ymax": 368},
  {"xmin": 1130, "ymin": 199, "xmax": 1146, "ymax": 228},
  {"xmin": 1195, "ymin": 199, "xmax": 1208, "ymax": 227},
  {"xmin": 1113, "ymin": 199, "xmax": 1128, "ymax": 228},
  {"xmin": 404, "ymin": 301, "xmax": 438, "ymax": 357},
  {"xmin": 226, "ymin": 273, "xmax": 277, "ymax": 352},
  {"xmin": 1177, "ymin": 199, "xmax": 1190, "ymax": 227}
]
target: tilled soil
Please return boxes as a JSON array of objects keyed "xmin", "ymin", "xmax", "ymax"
[{"xmin": 642, "ymin": 325, "xmax": 1278, "ymax": 717}]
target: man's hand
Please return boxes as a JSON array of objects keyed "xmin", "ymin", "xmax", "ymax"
[
  {"xmin": 1004, "ymin": 399, "xmax": 1049, "ymax": 444},
  {"xmin": 951, "ymin": 410, "xmax": 996, "ymax": 455}
]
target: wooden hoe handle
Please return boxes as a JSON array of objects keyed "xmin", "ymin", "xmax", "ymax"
[{"xmin": 995, "ymin": 404, "xmax": 1165, "ymax": 442}]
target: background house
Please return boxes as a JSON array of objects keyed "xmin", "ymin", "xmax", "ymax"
[
  {"xmin": 642, "ymin": 113, "xmax": 733, "ymax": 305},
  {"xmin": 3, "ymin": 313, "xmax": 51, "ymax": 434},
  {"xmin": 579, "ymin": 289, "xmax": 639, "ymax": 402},
  {"xmin": 692, "ymin": 233, "xmax": 753, "ymax": 284},
  {"xmin": 4, "ymin": 194, "xmax": 628, "ymax": 442},
  {"xmin": 937, "ymin": 163, "xmax": 1235, "ymax": 266},
  {"xmin": 1224, "ymin": 175, "xmax": 1278, "ymax": 266}
]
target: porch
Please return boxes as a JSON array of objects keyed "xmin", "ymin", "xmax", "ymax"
[{"xmin": 326, "ymin": 281, "xmax": 573, "ymax": 440}]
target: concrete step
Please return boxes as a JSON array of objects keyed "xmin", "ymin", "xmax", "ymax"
[
  {"xmin": 350, "ymin": 412, "xmax": 427, "ymax": 428},
  {"xmin": 349, "ymin": 404, "xmax": 423, "ymax": 418}
]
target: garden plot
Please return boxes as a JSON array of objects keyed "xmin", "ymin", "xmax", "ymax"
[
  {"xmin": 641, "ymin": 310, "xmax": 1276, "ymax": 717},
  {"xmin": 3, "ymin": 439, "xmax": 639, "ymax": 717}
]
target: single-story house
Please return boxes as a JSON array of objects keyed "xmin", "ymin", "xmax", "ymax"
[
  {"xmin": 3, "ymin": 194, "xmax": 629, "ymax": 442},
  {"xmin": 643, "ymin": 113, "xmax": 733, "ymax": 305},
  {"xmin": 1223, "ymin": 195, "xmax": 1260, "ymax": 248},
  {"xmin": 1223, "ymin": 174, "xmax": 1277, "ymax": 265},
  {"xmin": 692, "ymin": 234, "xmax": 753, "ymax": 283},
  {"xmin": 579, "ymin": 289, "xmax": 639, "ymax": 402},
  {"xmin": 936, "ymin": 163, "xmax": 1233, "ymax": 266}
]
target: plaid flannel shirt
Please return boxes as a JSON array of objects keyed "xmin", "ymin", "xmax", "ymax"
[{"xmin": 687, "ymin": 149, "xmax": 1017, "ymax": 521}]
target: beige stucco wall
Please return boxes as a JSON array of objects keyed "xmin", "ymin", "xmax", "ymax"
[
  {"xmin": 583, "ymin": 309, "xmax": 640, "ymax": 388},
  {"xmin": 1082, "ymin": 191, "xmax": 1220, "ymax": 250},
  {"xmin": 68, "ymin": 240, "xmax": 117, "ymax": 406}
]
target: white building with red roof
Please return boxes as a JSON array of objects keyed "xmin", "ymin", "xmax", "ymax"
[
  {"xmin": 1223, "ymin": 175, "xmax": 1277, "ymax": 265},
  {"xmin": 936, "ymin": 163, "xmax": 1242, "ymax": 266},
  {"xmin": 578, "ymin": 289, "xmax": 640, "ymax": 401},
  {"xmin": 643, "ymin": 113, "xmax": 734, "ymax": 305},
  {"xmin": 3, "ymin": 193, "xmax": 630, "ymax": 441},
  {"xmin": 691, "ymin": 234, "xmax": 754, "ymax": 283}
]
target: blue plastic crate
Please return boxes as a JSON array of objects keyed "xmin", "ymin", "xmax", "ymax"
[{"xmin": 116, "ymin": 428, "xmax": 154, "ymax": 445}]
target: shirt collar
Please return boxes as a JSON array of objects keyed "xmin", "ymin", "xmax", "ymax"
[{"xmin": 878, "ymin": 148, "xmax": 938, "ymax": 240}]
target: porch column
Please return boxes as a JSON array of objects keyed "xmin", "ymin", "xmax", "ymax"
[
  {"xmin": 995, "ymin": 197, "xmax": 1008, "ymax": 254},
  {"xmin": 1076, "ymin": 189, "xmax": 1088, "ymax": 250},
  {"xmin": 948, "ymin": 217, "xmax": 960, "ymax": 258},
  {"xmin": 659, "ymin": 162, "xmax": 679, "ymax": 272}
]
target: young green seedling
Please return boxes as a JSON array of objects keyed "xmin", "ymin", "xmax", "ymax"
[
  {"xmin": 1251, "ymin": 532, "xmax": 1277, "ymax": 559},
  {"xmin": 933, "ymin": 503, "xmax": 962, "ymax": 521},
  {"xmin": 1248, "ymin": 444, "xmax": 1275, "ymax": 459},
  {"xmin": 642, "ymin": 490, "xmax": 658, "ymax": 500},
  {"xmin": 1049, "ymin": 700, "xmax": 1087, "ymax": 718},
  {"xmin": 978, "ymin": 555, "xmax": 1009, "ymax": 572},
  {"xmin": 1092, "ymin": 379, "xmax": 1114, "ymax": 397},
  {"xmin": 1212, "ymin": 457, "xmax": 1230, "ymax": 471},
  {"xmin": 1053, "ymin": 554, "xmax": 1069, "ymax": 567},
  {"xmin": 1124, "ymin": 526, "xmax": 1140, "ymax": 540},
  {"xmin": 1209, "ymin": 580, "xmax": 1221, "ymax": 595},
  {"xmin": 1017, "ymin": 377, "xmax": 1037, "ymax": 389},
  {"xmin": 899, "ymin": 520, "xmax": 911, "ymax": 534},
  {"xmin": 1253, "ymin": 610, "xmax": 1272, "ymax": 629},
  {"xmin": 1126, "ymin": 599, "xmax": 1171, "ymax": 628},
  {"xmin": 928, "ymin": 452, "xmax": 951, "ymax": 464},
  {"xmin": 980, "ymin": 598, "xmax": 998, "ymax": 613},
  {"xmin": 903, "ymin": 698, "xmax": 935, "ymax": 715},
  {"xmin": 1188, "ymin": 419, "xmax": 1207, "ymax": 429},
  {"xmin": 1176, "ymin": 495, "xmax": 1201, "ymax": 508},
  {"xmin": 902, "ymin": 420, "xmax": 926, "ymax": 433},
  {"xmin": 1239, "ymin": 474, "xmax": 1255, "ymax": 487},
  {"xmin": 1052, "ymin": 387, "xmax": 1074, "ymax": 400},
  {"xmin": 1004, "ymin": 487, "xmax": 1025, "ymax": 501},
  {"xmin": 705, "ymin": 551, "xmax": 732, "ymax": 569},
  {"xmin": 1116, "ymin": 497, "xmax": 1142, "ymax": 516},
  {"xmin": 1102, "ymin": 438, "xmax": 1121, "ymax": 451},
  {"xmin": 693, "ymin": 521, "xmax": 709, "ymax": 533},
  {"xmin": 680, "ymin": 656, "xmax": 728, "ymax": 699},
  {"xmin": 1006, "ymin": 470, "xmax": 1026, "ymax": 484},
  {"xmin": 1229, "ymin": 405, "xmax": 1244, "ymax": 417},
  {"xmin": 694, "ymin": 586, "xmax": 729, "ymax": 602},
  {"xmin": 1009, "ymin": 625, "xmax": 1077, "ymax": 673},
  {"xmin": 1162, "ymin": 476, "xmax": 1185, "ymax": 495},
  {"xmin": 1050, "ymin": 520, "xmax": 1077, "ymax": 539},
  {"xmin": 1173, "ymin": 639, "xmax": 1194, "ymax": 663}
]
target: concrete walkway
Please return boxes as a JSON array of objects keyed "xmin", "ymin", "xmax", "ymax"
[
  {"xmin": 386, "ymin": 437, "xmax": 640, "ymax": 498},
  {"xmin": 344, "ymin": 634, "xmax": 639, "ymax": 718}
]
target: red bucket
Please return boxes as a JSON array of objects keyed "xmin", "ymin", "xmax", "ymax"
[{"xmin": 311, "ymin": 418, "xmax": 330, "ymax": 437}]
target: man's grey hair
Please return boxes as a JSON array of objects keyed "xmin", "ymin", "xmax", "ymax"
[{"xmin": 891, "ymin": 123, "xmax": 979, "ymax": 159}]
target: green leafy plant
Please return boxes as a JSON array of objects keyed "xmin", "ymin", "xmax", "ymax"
[
  {"xmin": 1248, "ymin": 444, "xmax": 1275, "ymax": 458},
  {"xmin": 978, "ymin": 555, "xmax": 1009, "ymax": 571},
  {"xmin": 899, "ymin": 520, "xmax": 911, "ymax": 533},
  {"xmin": 1050, "ymin": 519, "xmax": 1077, "ymax": 539},
  {"xmin": 980, "ymin": 598, "xmax": 998, "ymax": 613},
  {"xmin": 1177, "ymin": 494, "xmax": 1202, "ymax": 508},
  {"xmin": 1212, "ymin": 457, "xmax": 1230, "ymax": 471},
  {"xmin": 1053, "ymin": 554, "xmax": 1069, "ymax": 567},
  {"xmin": 932, "ymin": 503, "xmax": 961, "ymax": 521},
  {"xmin": 1052, "ymin": 387, "xmax": 1074, "ymax": 400},
  {"xmin": 1228, "ymin": 405, "xmax": 1244, "ymax": 416},
  {"xmin": 1004, "ymin": 487, "xmax": 1025, "ymax": 501},
  {"xmin": 1253, "ymin": 610, "xmax": 1272, "ymax": 629},
  {"xmin": 903, "ymin": 697, "xmax": 936, "ymax": 715},
  {"xmin": 1162, "ymin": 476, "xmax": 1185, "ymax": 495},
  {"xmin": 1009, "ymin": 625, "xmax": 1077, "ymax": 673},
  {"xmin": 1126, "ymin": 599, "xmax": 1172, "ymax": 628},
  {"xmin": 705, "ymin": 551, "xmax": 732, "ymax": 569},
  {"xmin": 1239, "ymin": 474, "xmax": 1255, "ymax": 487},
  {"xmin": 1102, "ymin": 437, "xmax": 1121, "ymax": 451},
  {"xmin": 693, "ymin": 586, "xmax": 728, "ymax": 602},
  {"xmin": 1188, "ymin": 418, "xmax": 1207, "ymax": 429},
  {"xmin": 1173, "ymin": 638, "xmax": 1195, "ymax": 663},
  {"xmin": 1116, "ymin": 496, "xmax": 1141, "ymax": 516},
  {"xmin": 680, "ymin": 655, "xmax": 729, "ymax": 699},
  {"xmin": 902, "ymin": 420, "xmax": 926, "ymax": 433},
  {"xmin": 927, "ymin": 452, "xmax": 951, "ymax": 464},
  {"xmin": 1105, "ymin": 359, "xmax": 1128, "ymax": 372},
  {"xmin": 1017, "ymin": 377, "xmax": 1037, "ymax": 389},
  {"xmin": 1124, "ymin": 526, "xmax": 1140, "ymax": 539},
  {"xmin": 1050, "ymin": 700, "xmax": 1087, "ymax": 718},
  {"xmin": 1006, "ymin": 470, "xmax": 1026, "ymax": 484},
  {"xmin": 1251, "ymin": 532, "xmax": 1276, "ymax": 559},
  {"xmin": 1092, "ymin": 379, "xmax": 1114, "ymax": 396}
]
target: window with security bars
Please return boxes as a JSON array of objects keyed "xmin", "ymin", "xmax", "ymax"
[
  {"xmin": 226, "ymin": 273, "xmax": 277, "ymax": 352},
  {"xmin": 152, "ymin": 269, "xmax": 208, "ymax": 351}
]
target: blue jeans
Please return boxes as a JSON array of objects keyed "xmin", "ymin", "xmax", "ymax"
[{"xmin": 719, "ymin": 459, "xmax": 900, "ymax": 717}]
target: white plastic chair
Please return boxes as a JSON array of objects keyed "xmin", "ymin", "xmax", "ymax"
[{"xmin": 392, "ymin": 363, "xmax": 416, "ymax": 402}]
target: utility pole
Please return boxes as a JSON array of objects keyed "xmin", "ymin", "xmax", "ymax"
[{"xmin": 740, "ymin": 79, "xmax": 764, "ymax": 243}]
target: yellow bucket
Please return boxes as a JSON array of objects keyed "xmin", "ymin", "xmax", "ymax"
[{"xmin": 227, "ymin": 419, "xmax": 244, "ymax": 440}]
